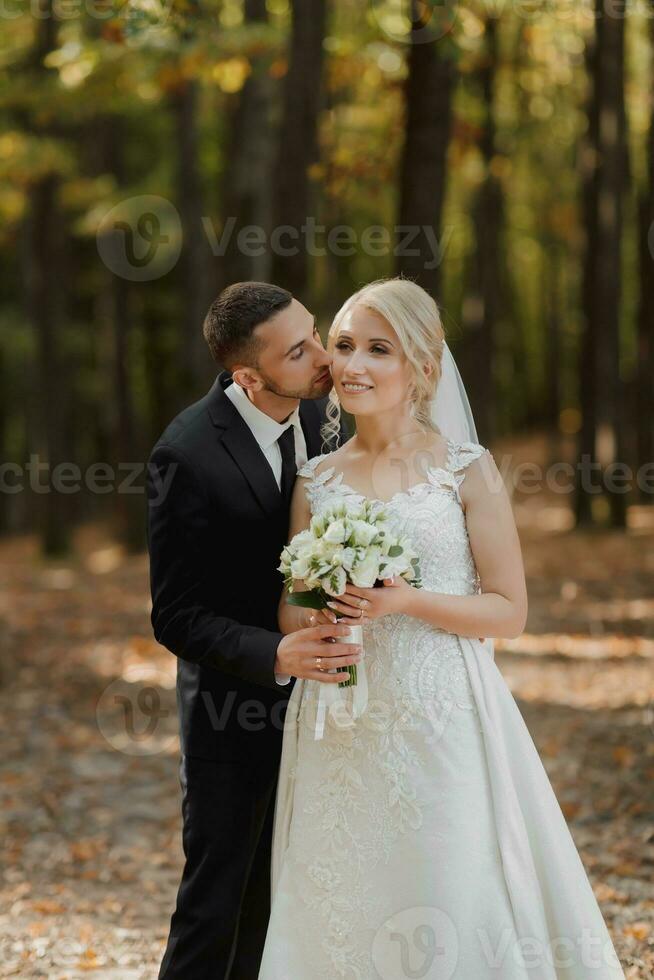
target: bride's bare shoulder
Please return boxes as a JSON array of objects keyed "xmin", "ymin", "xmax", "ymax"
[{"xmin": 313, "ymin": 443, "xmax": 353, "ymax": 479}]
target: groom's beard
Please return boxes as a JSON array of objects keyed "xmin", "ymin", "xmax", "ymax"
[{"xmin": 258, "ymin": 368, "xmax": 333, "ymax": 401}]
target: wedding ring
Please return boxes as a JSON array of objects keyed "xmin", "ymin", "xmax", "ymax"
[{"xmin": 316, "ymin": 656, "xmax": 323, "ymax": 671}]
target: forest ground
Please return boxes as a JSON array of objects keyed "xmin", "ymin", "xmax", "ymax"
[{"xmin": 1, "ymin": 435, "xmax": 653, "ymax": 979}]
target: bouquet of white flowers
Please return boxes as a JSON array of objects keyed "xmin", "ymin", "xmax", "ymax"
[{"xmin": 278, "ymin": 498, "xmax": 422, "ymax": 688}]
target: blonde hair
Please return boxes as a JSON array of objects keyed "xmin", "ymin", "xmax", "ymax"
[{"xmin": 321, "ymin": 276, "xmax": 445, "ymax": 450}]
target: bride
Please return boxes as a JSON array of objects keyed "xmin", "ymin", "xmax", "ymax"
[{"xmin": 257, "ymin": 278, "xmax": 625, "ymax": 979}]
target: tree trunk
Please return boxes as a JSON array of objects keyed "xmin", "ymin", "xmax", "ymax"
[
  {"xmin": 112, "ymin": 283, "xmax": 144, "ymax": 552},
  {"xmin": 575, "ymin": 3, "xmax": 627, "ymax": 527},
  {"xmin": 95, "ymin": 117, "xmax": 144, "ymax": 551},
  {"xmin": 595, "ymin": 4, "xmax": 627, "ymax": 527},
  {"xmin": 271, "ymin": 0, "xmax": 327, "ymax": 296},
  {"xmin": 0, "ymin": 347, "xmax": 8, "ymax": 534},
  {"xmin": 461, "ymin": 17, "xmax": 501, "ymax": 443},
  {"xmin": 26, "ymin": 7, "xmax": 70, "ymax": 555},
  {"xmin": 546, "ymin": 242, "xmax": 563, "ymax": 436},
  {"xmin": 172, "ymin": 78, "xmax": 214, "ymax": 396},
  {"xmin": 636, "ymin": 9, "xmax": 654, "ymax": 501},
  {"xmin": 219, "ymin": 0, "xmax": 275, "ymax": 294},
  {"xmin": 143, "ymin": 302, "xmax": 172, "ymax": 445},
  {"xmin": 396, "ymin": 1, "xmax": 457, "ymax": 297},
  {"xmin": 575, "ymin": 30, "xmax": 599, "ymax": 526}
]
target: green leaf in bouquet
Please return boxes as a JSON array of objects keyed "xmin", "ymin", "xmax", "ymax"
[
  {"xmin": 286, "ymin": 589, "xmax": 326, "ymax": 610},
  {"xmin": 411, "ymin": 558, "xmax": 423, "ymax": 588}
]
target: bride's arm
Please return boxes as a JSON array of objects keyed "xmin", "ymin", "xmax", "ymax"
[{"xmin": 405, "ymin": 453, "xmax": 528, "ymax": 639}]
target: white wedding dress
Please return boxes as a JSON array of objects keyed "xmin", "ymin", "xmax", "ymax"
[{"xmin": 258, "ymin": 442, "xmax": 625, "ymax": 980}]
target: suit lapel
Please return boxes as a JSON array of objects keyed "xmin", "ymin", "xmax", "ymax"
[
  {"xmin": 208, "ymin": 372, "xmax": 282, "ymax": 517},
  {"xmin": 207, "ymin": 372, "xmax": 325, "ymax": 516}
]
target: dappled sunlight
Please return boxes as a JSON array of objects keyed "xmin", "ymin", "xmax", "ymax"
[
  {"xmin": 498, "ymin": 632, "xmax": 654, "ymax": 660},
  {"xmin": 497, "ymin": 652, "xmax": 653, "ymax": 710}
]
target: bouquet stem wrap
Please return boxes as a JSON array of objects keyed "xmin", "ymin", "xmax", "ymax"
[{"xmin": 315, "ymin": 623, "xmax": 368, "ymax": 740}]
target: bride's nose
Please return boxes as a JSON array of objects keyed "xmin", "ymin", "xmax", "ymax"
[{"xmin": 342, "ymin": 348, "xmax": 367, "ymax": 376}]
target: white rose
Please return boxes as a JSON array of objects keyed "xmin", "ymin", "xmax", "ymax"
[
  {"xmin": 291, "ymin": 529, "xmax": 314, "ymax": 551},
  {"xmin": 323, "ymin": 565, "xmax": 347, "ymax": 597},
  {"xmin": 325, "ymin": 500, "xmax": 348, "ymax": 521},
  {"xmin": 310, "ymin": 514, "xmax": 326, "ymax": 537},
  {"xmin": 278, "ymin": 548, "xmax": 292, "ymax": 575},
  {"xmin": 324, "ymin": 519, "xmax": 347, "ymax": 544},
  {"xmin": 376, "ymin": 530, "xmax": 394, "ymax": 555},
  {"xmin": 344, "ymin": 498, "xmax": 365, "ymax": 519},
  {"xmin": 349, "ymin": 519, "xmax": 378, "ymax": 548},
  {"xmin": 380, "ymin": 556, "xmax": 409, "ymax": 580},
  {"xmin": 366, "ymin": 501, "xmax": 388, "ymax": 523},
  {"xmin": 290, "ymin": 553, "xmax": 313, "ymax": 580},
  {"xmin": 351, "ymin": 547, "xmax": 383, "ymax": 588},
  {"xmin": 332, "ymin": 546, "xmax": 356, "ymax": 572}
]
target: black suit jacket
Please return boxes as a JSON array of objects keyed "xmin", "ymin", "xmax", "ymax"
[{"xmin": 146, "ymin": 371, "xmax": 347, "ymax": 763}]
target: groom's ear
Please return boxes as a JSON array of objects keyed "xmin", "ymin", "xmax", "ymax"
[{"xmin": 232, "ymin": 366, "xmax": 263, "ymax": 392}]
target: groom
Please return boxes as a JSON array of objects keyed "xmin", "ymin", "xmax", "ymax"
[{"xmin": 147, "ymin": 281, "xmax": 353, "ymax": 980}]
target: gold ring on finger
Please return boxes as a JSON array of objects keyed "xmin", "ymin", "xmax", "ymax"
[{"xmin": 316, "ymin": 656, "xmax": 323, "ymax": 670}]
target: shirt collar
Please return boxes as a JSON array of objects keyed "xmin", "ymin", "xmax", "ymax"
[{"xmin": 225, "ymin": 379, "xmax": 301, "ymax": 451}]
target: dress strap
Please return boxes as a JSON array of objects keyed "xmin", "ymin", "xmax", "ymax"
[
  {"xmin": 445, "ymin": 441, "xmax": 491, "ymax": 503},
  {"xmin": 296, "ymin": 453, "xmax": 330, "ymax": 481},
  {"xmin": 296, "ymin": 453, "xmax": 337, "ymax": 510},
  {"xmin": 446, "ymin": 440, "xmax": 488, "ymax": 472}
]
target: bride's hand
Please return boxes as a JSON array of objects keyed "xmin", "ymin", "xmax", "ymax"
[
  {"xmin": 303, "ymin": 606, "xmax": 364, "ymax": 627},
  {"xmin": 304, "ymin": 607, "xmax": 338, "ymax": 626},
  {"xmin": 326, "ymin": 577, "xmax": 413, "ymax": 622}
]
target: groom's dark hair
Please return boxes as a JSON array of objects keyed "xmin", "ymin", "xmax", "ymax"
[{"xmin": 203, "ymin": 281, "xmax": 293, "ymax": 369}]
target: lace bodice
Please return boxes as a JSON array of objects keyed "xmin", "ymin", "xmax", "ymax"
[{"xmin": 297, "ymin": 439, "xmax": 489, "ymax": 600}]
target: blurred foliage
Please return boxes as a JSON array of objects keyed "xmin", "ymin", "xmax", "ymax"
[{"xmin": 0, "ymin": 0, "xmax": 652, "ymax": 547}]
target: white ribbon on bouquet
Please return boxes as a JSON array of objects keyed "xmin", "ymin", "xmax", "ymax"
[{"xmin": 314, "ymin": 622, "xmax": 368, "ymax": 740}]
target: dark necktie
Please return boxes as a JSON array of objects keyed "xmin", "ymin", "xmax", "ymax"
[{"xmin": 278, "ymin": 425, "xmax": 297, "ymax": 501}]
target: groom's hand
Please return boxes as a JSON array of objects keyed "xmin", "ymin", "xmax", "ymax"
[{"xmin": 275, "ymin": 624, "xmax": 362, "ymax": 683}]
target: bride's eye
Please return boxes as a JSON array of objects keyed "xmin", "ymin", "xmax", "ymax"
[
  {"xmin": 371, "ymin": 345, "xmax": 388, "ymax": 354},
  {"xmin": 334, "ymin": 342, "xmax": 351, "ymax": 351}
]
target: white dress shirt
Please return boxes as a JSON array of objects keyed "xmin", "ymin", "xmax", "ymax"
[{"xmin": 225, "ymin": 379, "xmax": 308, "ymax": 686}]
